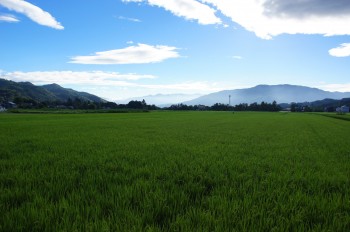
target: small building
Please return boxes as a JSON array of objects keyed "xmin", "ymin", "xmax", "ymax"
[
  {"xmin": 0, "ymin": 106, "xmax": 6, "ymax": 112},
  {"xmin": 336, "ymin": 105, "xmax": 349, "ymax": 113},
  {"xmin": 3, "ymin": 102, "xmax": 17, "ymax": 109}
]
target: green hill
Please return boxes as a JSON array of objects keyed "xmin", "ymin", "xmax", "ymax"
[
  {"xmin": 0, "ymin": 79, "xmax": 106, "ymax": 103},
  {"xmin": 42, "ymin": 83, "xmax": 105, "ymax": 102}
]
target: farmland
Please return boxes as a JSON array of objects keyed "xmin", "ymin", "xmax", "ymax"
[{"xmin": 0, "ymin": 111, "xmax": 349, "ymax": 231}]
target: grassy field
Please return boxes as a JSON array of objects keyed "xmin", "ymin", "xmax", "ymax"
[{"xmin": 0, "ymin": 111, "xmax": 349, "ymax": 231}]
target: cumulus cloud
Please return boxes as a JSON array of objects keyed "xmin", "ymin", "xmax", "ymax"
[
  {"xmin": 202, "ymin": 0, "xmax": 350, "ymax": 39},
  {"xmin": 263, "ymin": 0, "xmax": 350, "ymax": 18},
  {"xmin": 329, "ymin": 43, "xmax": 350, "ymax": 57},
  {"xmin": 127, "ymin": 0, "xmax": 350, "ymax": 39},
  {"xmin": 124, "ymin": 0, "xmax": 221, "ymax": 25},
  {"xmin": 0, "ymin": 14, "xmax": 19, "ymax": 22},
  {"xmin": 0, "ymin": 71, "xmax": 156, "ymax": 85},
  {"xmin": 0, "ymin": 0, "xmax": 63, "ymax": 29},
  {"xmin": 70, "ymin": 43, "xmax": 180, "ymax": 65}
]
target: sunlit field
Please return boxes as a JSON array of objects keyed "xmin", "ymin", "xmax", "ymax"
[{"xmin": 1, "ymin": 111, "xmax": 349, "ymax": 231}]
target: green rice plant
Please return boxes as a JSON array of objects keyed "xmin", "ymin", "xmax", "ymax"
[{"xmin": 0, "ymin": 112, "xmax": 349, "ymax": 231}]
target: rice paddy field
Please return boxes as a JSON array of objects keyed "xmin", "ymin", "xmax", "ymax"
[{"xmin": 0, "ymin": 111, "xmax": 349, "ymax": 231}]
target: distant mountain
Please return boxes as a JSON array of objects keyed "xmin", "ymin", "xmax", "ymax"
[
  {"xmin": 0, "ymin": 79, "xmax": 106, "ymax": 103},
  {"xmin": 183, "ymin": 84, "xmax": 350, "ymax": 106},
  {"xmin": 309, "ymin": 98, "xmax": 350, "ymax": 107},
  {"xmin": 117, "ymin": 93, "xmax": 202, "ymax": 107}
]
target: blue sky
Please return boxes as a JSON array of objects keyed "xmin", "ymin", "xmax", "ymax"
[{"xmin": 1, "ymin": 0, "xmax": 350, "ymax": 101}]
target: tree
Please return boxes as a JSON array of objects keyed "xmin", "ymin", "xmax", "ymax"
[{"xmin": 127, "ymin": 100, "xmax": 143, "ymax": 109}]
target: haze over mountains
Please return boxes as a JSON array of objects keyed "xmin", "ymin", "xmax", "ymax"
[
  {"xmin": 117, "ymin": 93, "xmax": 203, "ymax": 107},
  {"xmin": 183, "ymin": 85, "xmax": 350, "ymax": 106}
]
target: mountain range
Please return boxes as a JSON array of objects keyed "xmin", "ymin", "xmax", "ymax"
[
  {"xmin": 1, "ymin": 79, "xmax": 350, "ymax": 108},
  {"xmin": 183, "ymin": 84, "xmax": 350, "ymax": 106},
  {"xmin": 0, "ymin": 78, "xmax": 106, "ymax": 103}
]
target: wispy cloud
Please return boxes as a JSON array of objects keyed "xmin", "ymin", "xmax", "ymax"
[
  {"xmin": 232, "ymin": 55, "xmax": 243, "ymax": 60},
  {"xmin": 118, "ymin": 16, "xmax": 141, "ymax": 23},
  {"xmin": 0, "ymin": 71, "xmax": 156, "ymax": 85},
  {"xmin": 0, "ymin": 0, "xmax": 63, "ymax": 29},
  {"xmin": 0, "ymin": 14, "xmax": 19, "ymax": 22},
  {"xmin": 124, "ymin": 0, "xmax": 221, "ymax": 25},
  {"xmin": 122, "ymin": 0, "xmax": 143, "ymax": 2},
  {"xmin": 140, "ymin": 81, "xmax": 223, "ymax": 92},
  {"xmin": 317, "ymin": 83, "xmax": 350, "ymax": 92},
  {"xmin": 70, "ymin": 43, "xmax": 181, "ymax": 65},
  {"xmin": 329, "ymin": 43, "xmax": 350, "ymax": 57}
]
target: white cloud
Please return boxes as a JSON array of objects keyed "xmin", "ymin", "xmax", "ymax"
[
  {"xmin": 0, "ymin": 14, "xmax": 19, "ymax": 22},
  {"xmin": 141, "ymin": 81, "xmax": 222, "ymax": 92},
  {"xmin": 124, "ymin": 0, "xmax": 221, "ymax": 25},
  {"xmin": 70, "ymin": 43, "xmax": 180, "ymax": 65},
  {"xmin": 0, "ymin": 0, "xmax": 63, "ymax": 29},
  {"xmin": 0, "ymin": 70, "xmax": 232, "ymax": 100},
  {"xmin": 317, "ymin": 83, "xmax": 350, "ymax": 92},
  {"xmin": 202, "ymin": 0, "xmax": 350, "ymax": 39},
  {"xmin": 329, "ymin": 43, "xmax": 350, "ymax": 57},
  {"xmin": 85, "ymin": 81, "xmax": 228, "ymax": 101},
  {"xmin": 0, "ymin": 71, "xmax": 156, "ymax": 85}
]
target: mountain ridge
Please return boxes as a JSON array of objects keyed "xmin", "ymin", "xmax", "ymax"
[
  {"xmin": 0, "ymin": 78, "xmax": 106, "ymax": 103},
  {"xmin": 183, "ymin": 84, "xmax": 350, "ymax": 106}
]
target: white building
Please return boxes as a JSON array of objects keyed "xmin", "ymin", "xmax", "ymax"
[
  {"xmin": 336, "ymin": 105, "xmax": 349, "ymax": 113},
  {"xmin": 0, "ymin": 106, "xmax": 6, "ymax": 112}
]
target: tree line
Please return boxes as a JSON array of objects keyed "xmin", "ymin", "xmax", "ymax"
[
  {"xmin": 3, "ymin": 97, "xmax": 284, "ymax": 112},
  {"xmin": 165, "ymin": 101, "xmax": 281, "ymax": 112},
  {"xmin": 3, "ymin": 97, "xmax": 159, "ymax": 110}
]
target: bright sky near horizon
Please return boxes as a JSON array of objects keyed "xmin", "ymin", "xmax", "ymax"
[{"xmin": 1, "ymin": 0, "xmax": 350, "ymax": 100}]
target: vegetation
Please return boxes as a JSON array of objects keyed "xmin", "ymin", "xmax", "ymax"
[
  {"xmin": 0, "ymin": 111, "xmax": 349, "ymax": 231},
  {"xmin": 167, "ymin": 101, "xmax": 281, "ymax": 112},
  {"xmin": 318, "ymin": 112, "xmax": 350, "ymax": 122},
  {"xmin": 1, "ymin": 98, "xmax": 159, "ymax": 111},
  {"xmin": 290, "ymin": 98, "xmax": 350, "ymax": 112}
]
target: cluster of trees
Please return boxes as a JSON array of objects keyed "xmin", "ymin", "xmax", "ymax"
[
  {"xmin": 290, "ymin": 103, "xmax": 333, "ymax": 112},
  {"xmin": 166, "ymin": 101, "xmax": 281, "ymax": 112},
  {"xmin": 166, "ymin": 104, "xmax": 209, "ymax": 111},
  {"xmin": 290, "ymin": 103, "xmax": 314, "ymax": 112},
  {"xmin": 232, "ymin": 101, "xmax": 281, "ymax": 111},
  {"xmin": 113, "ymin": 100, "xmax": 159, "ymax": 110},
  {"xmin": 10, "ymin": 96, "xmax": 332, "ymax": 113}
]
